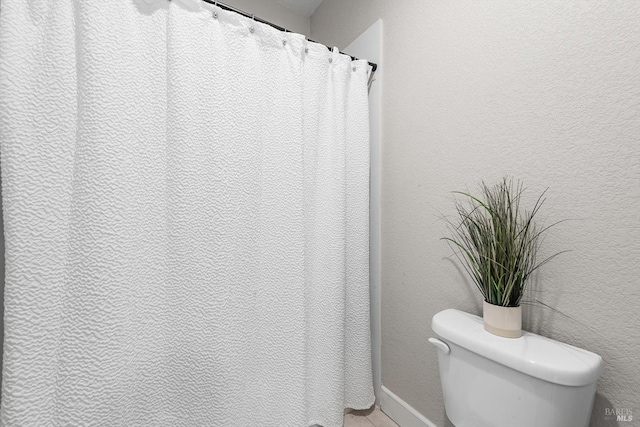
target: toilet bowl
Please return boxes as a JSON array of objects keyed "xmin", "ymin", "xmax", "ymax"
[{"xmin": 429, "ymin": 309, "xmax": 603, "ymax": 427}]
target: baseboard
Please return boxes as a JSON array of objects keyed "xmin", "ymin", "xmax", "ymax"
[{"xmin": 379, "ymin": 385, "xmax": 439, "ymax": 427}]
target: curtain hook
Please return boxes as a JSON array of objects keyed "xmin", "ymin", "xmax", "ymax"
[{"xmin": 212, "ymin": 1, "xmax": 218, "ymax": 19}]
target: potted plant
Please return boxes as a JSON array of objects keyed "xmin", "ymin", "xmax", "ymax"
[{"xmin": 442, "ymin": 177, "xmax": 564, "ymax": 338}]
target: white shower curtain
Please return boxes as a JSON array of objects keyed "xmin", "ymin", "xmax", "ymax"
[{"xmin": 0, "ymin": 0, "xmax": 373, "ymax": 425}]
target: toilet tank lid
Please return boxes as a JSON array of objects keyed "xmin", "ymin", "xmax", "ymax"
[{"xmin": 431, "ymin": 309, "xmax": 603, "ymax": 387}]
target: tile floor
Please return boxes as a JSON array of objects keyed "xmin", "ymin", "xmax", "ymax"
[{"xmin": 344, "ymin": 406, "xmax": 399, "ymax": 427}]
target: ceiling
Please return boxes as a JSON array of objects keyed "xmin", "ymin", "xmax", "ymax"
[{"xmin": 274, "ymin": 0, "xmax": 323, "ymax": 17}]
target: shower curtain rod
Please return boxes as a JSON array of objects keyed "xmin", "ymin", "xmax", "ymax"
[{"xmin": 200, "ymin": 0, "xmax": 378, "ymax": 75}]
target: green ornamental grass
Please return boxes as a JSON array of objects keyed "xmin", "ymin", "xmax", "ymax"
[{"xmin": 443, "ymin": 178, "xmax": 565, "ymax": 307}]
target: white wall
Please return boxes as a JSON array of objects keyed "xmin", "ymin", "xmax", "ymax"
[{"xmin": 311, "ymin": 1, "xmax": 640, "ymax": 426}]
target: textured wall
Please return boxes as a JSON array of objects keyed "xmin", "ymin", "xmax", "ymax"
[{"xmin": 312, "ymin": 1, "xmax": 640, "ymax": 426}]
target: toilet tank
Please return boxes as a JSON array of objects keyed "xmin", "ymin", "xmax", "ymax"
[{"xmin": 430, "ymin": 309, "xmax": 603, "ymax": 427}]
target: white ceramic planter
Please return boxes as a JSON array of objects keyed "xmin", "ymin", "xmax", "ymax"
[{"xmin": 483, "ymin": 301, "xmax": 522, "ymax": 338}]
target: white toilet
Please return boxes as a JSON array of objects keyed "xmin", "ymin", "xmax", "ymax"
[{"xmin": 429, "ymin": 309, "xmax": 603, "ymax": 427}]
